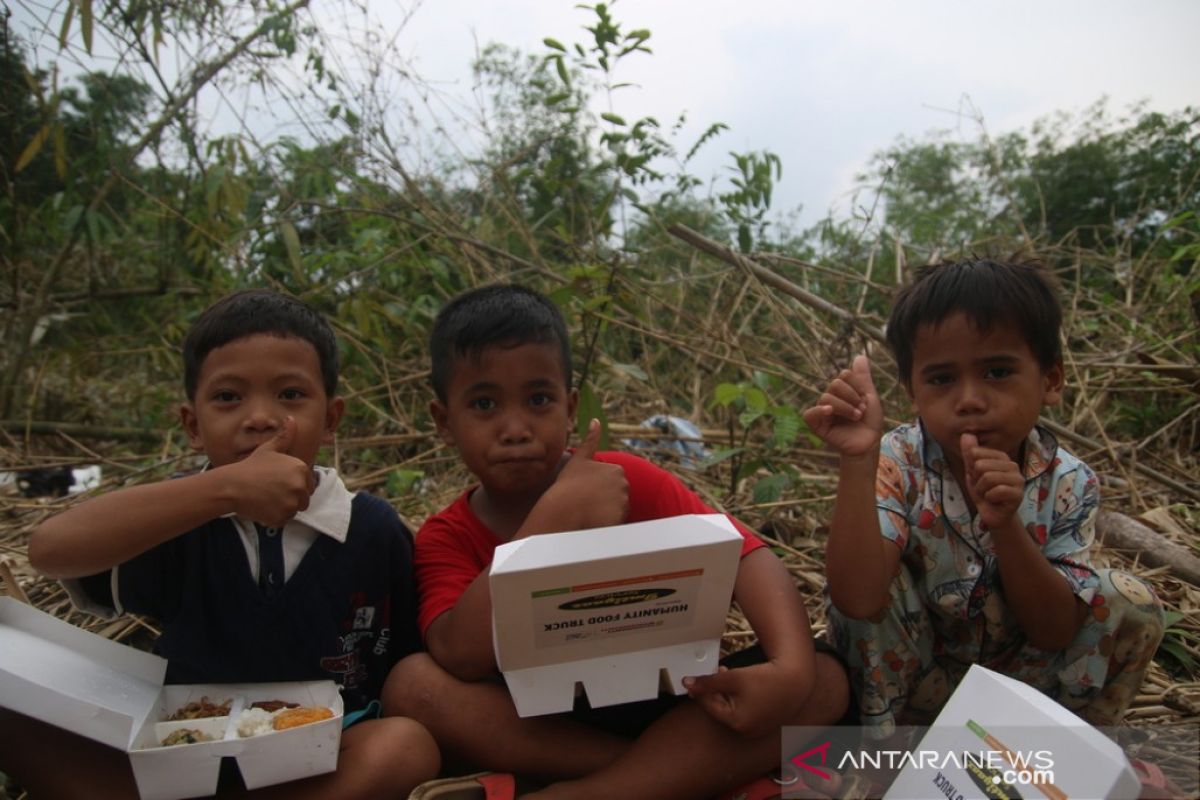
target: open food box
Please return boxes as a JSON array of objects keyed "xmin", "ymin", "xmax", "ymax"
[
  {"xmin": 489, "ymin": 513, "xmax": 743, "ymax": 717},
  {"xmin": 0, "ymin": 597, "xmax": 342, "ymax": 800}
]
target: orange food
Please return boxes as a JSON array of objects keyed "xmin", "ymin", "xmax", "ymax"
[{"xmin": 271, "ymin": 706, "xmax": 334, "ymax": 730}]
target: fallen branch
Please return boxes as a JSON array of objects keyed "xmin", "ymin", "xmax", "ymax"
[{"xmin": 1097, "ymin": 510, "xmax": 1200, "ymax": 586}]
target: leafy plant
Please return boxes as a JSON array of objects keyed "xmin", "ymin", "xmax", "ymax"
[{"xmin": 706, "ymin": 371, "xmax": 802, "ymax": 504}]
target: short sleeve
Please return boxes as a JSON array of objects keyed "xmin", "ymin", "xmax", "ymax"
[{"xmin": 414, "ymin": 514, "xmax": 486, "ymax": 636}]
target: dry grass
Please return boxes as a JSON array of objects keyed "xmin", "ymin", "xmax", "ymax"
[{"xmin": 1, "ymin": 227, "xmax": 1197, "ymax": 795}]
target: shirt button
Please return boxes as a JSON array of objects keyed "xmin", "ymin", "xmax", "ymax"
[
  {"xmin": 266, "ymin": 528, "xmax": 279, "ymax": 537},
  {"xmin": 968, "ymin": 563, "xmax": 980, "ymax": 576}
]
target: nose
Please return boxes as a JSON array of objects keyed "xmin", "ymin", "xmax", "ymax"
[
  {"xmin": 242, "ymin": 398, "xmax": 280, "ymax": 432},
  {"xmin": 955, "ymin": 378, "xmax": 987, "ymax": 415},
  {"xmin": 497, "ymin": 411, "xmax": 533, "ymax": 445}
]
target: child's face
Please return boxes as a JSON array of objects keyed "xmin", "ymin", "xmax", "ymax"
[
  {"xmin": 906, "ymin": 312, "xmax": 1063, "ymax": 473},
  {"xmin": 181, "ymin": 334, "xmax": 343, "ymax": 469},
  {"xmin": 432, "ymin": 341, "xmax": 577, "ymax": 497}
]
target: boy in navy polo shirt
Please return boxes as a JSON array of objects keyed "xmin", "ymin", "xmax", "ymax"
[{"xmin": 4, "ymin": 289, "xmax": 439, "ymax": 798}]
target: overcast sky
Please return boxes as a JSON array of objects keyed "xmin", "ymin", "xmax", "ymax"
[
  {"xmin": 366, "ymin": 0, "xmax": 1199, "ymax": 227},
  {"xmin": 12, "ymin": 0, "xmax": 1199, "ymax": 230}
]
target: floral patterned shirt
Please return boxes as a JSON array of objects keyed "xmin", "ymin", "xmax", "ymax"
[{"xmin": 876, "ymin": 422, "xmax": 1100, "ymax": 665}]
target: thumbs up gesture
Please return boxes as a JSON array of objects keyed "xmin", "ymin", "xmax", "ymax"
[
  {"xmin": 227, "ymin": 416, "xmax": 316, "ymax": 527},
  {"xmin": 521, "ymin": 419, "xmax": 628, "ymax": 537}
]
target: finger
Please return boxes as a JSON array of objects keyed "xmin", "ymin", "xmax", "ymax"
[
  {"xmin": 850, "ymin": 354, "xmax": 877, "ymax": 396},
  {"xmin": 259, "ymin": 415, "xmax": 296, "ymax": 454},
  {"xmin": 819, "ymin": 389, "xmax": 864, "ymax": 420},
  {"xmin": 683, "ymin": 675, "xmax": 736, "ymax": 725},
  {"xmin": 574, "ymin": 418, "xmax": 601, "ymax": 460},
  {"xmin": 802, "ymin": 405, "xmax": 832, "ymax": 431}
]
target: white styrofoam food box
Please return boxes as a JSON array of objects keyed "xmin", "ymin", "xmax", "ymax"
[
  {"xmin": 884, "ymin": 664, "xmax": 1140, "ymax": 800},
  {"xmin": 489, "ymin": 513, "xmax": 743, "ymax": 717},
  {"xmin": 0, "ymin": 597, "xmax": 342, "ymax": 800}
]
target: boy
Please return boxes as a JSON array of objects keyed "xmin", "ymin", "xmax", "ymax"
[
  {"xmin": 383, "ymin": 284, "xmax": 849, "ymax": 800},
  {"xmin": 6, "ymin": 289, "xmax": 439, "ymax": 798},
  {"xmin": 804, "ymin": 257, "xmax": 1164, "ymax": 741}
]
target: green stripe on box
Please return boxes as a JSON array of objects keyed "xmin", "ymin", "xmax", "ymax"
[{"xmin": 531, "ymin": 587, "xmax": 571, "ymax": 598}]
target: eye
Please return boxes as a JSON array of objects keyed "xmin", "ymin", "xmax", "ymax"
[
  {"xmin": 925, "ymin": 374, "xmax": 952, "ymax": 387},
  {"xmin": 529, "ymin": 392, "xmax": 553, "ymax": 408},
  {"xmin": 213, "ymin": 390, "xmax": 239, "ymax": 403},
  {"xmin": 470, "ymin": 397, "xmax": 495, "ymax": 411},
  {"xmin": 279, "ymin": 388, "xmax": 305, "ymax": 401},
  {"xmin": 984, "ymin": 366, "xmax": 1014, "ymax": 380}
]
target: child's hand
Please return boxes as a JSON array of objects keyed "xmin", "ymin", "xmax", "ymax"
[
  {"xmin": 537, "ymin": 419, "xmax": 629, "ymax": 532},
  {"xmin": 960, "ymin": 433, "xmax": 1023, "ymax": 531},
  {"xmin": 226, "ymin": 416, "xmax": 316, "ymax": 527},
  {"xmin": 683, "ymin": 660, "xmax": 802, "ymax": 738},
  {"xmin": 803, "ymin": 355, "xmax": 883, "ymax": 457}
]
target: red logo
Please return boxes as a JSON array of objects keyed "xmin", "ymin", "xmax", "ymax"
[{"xmin": 789, "ymin": 740, "xmax": 832, "ymax": 780}]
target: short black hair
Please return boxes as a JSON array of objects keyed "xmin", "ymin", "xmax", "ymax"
[
  {"xmin": 430, "ymin": 284, "xmax": 572, "ymax": 402},
  {"xmin": 886, "ymin": 257, "xmax": 1063, "ymax": 386},
  {"xmin": 182, "ymin": 289, "xmax": 339, "ymax": 400}
]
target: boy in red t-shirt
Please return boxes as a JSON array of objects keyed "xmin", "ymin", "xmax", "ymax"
[{"xmin": 383, "ymin": 284, "xmax": 849, "ymax": 799}]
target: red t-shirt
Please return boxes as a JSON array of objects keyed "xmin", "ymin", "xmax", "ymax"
[{"xmin": 415, "ymin": 450, "xmax": 763, "ymax": 636}]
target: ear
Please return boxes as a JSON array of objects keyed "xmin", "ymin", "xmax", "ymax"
[
  {"xmin": 1042, "ymin": 361, "xmax": 1065, "ymax": 407},
  {"xmin": 430, "ymin": 399, "xmax": 454, "ymax": 447},
  {"xmin": 180, "ymin": 403, "xmax": 205, "ymax": 452},
  {"xmin": 566, "ymin": 387, "xmax": 580, "ymax": 427},
  {"xmin": 321, "ymin": 396, "xmax": 346, "ymax": 444}
]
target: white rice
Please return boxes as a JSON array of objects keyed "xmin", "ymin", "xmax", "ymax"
[{"xmin": 235, "ymin": 707, "xmax": 279, "ymax": 737}]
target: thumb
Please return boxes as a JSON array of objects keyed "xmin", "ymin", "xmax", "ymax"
[
  {"xmin": 960, "ymin": 432, "xmax": 978, "ymax": 475},
  {"xmin": 683, "ymin": 670, "xmax": 737, "ymax": 723},
  {"xmin": 573, "ymin": 418, "xmax": 601, "ymax": 460},
  {"xmin": 258, "ymin": 415, "xmax": 296, "ymax": 455}
]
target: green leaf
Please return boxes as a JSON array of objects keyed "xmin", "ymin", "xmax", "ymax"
[
  {"xmin": 58, "ymin": 1, "xmax": 76, "ymax": 50},
  {"xmin": 554, "ymin": 55, "xmax": 570, "ymax": 87},
  {"xmin": 600, "ymin": 112, "xmax": 626, "ymax": 126},
  {"xmin": 771, "ymin": 407, "xmax": 801, "ymax": 448},
  {"xmin": 280, "ymin": 221, "xmax": 303, "ymax": 277},
  {"xmin": 738, "ymin": 408, "xmax": 764, "ymax": 428},
  {"xmin": 543, "ymin": 37, "xmax": 567, "ymax": 52},
  {"xmin": 743, "ymin": 387, "xmax": 768, "ymax": 412},
  {"xmin": 713, "ymin": 383, "xmax": 741, "ymax": 407},
  {"xmin": 80, "ymin": 0, "xmax": 94, "ymax": 53},
  {"xmin": 15, "ymin": 124, "xmax": 51, "ymax": 173},
  {"xmin": 753, "ymin": 473, "xmax": 791, "ymax": 504},
  {"xmin": 701, "ymin": 447, "xmax": 744, "ymax": 469}
]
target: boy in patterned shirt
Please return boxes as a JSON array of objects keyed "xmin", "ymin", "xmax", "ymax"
[{"xmin": 804, "ymin": 257, "xmax": 1164, "ymax": 739}]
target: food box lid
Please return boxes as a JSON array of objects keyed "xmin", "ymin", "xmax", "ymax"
[
  {"xmin": 489, "ymin": 514, "xmax": 743, "ymax": 714},
  {"xmin": 0, "ymin": 597, "xmax": 165, "ymax": 751}
]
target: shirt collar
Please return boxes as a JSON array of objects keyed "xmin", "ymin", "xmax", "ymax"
[
  {"xmin": 215, "ymin": 463, "xmax": 354, "ymax": 543},
  {"xmin": 918, "ymin": 421, "xmax": 1058, "ymax": 482},
  {"xmin": 293, "ymin": 465, "xmax": 354, "ymax": 542}
]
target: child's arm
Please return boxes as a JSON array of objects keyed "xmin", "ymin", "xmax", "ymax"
[
  {"xmin": 803, "ymin": 355, "xmax": 901, "ymax": 618},
  {"xmin": 683, "ymin": 547, "xmax": 818, "ymax": 737},
  {"xmin": 29, "ymin": 418, "xmax": 315, "ymax": 579},
  {"xmin": 424, "ymin": 421, "xmax": 629, "ymax": 680},
  {"xmin": 961, "ymin": 434, "xmax": 1089, "ymax": 650}
]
